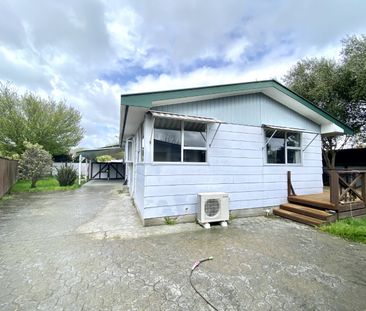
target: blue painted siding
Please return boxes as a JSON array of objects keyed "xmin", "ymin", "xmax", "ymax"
[
  {"xmin": 134, "ymin": 163, "xmax": 145, "ymax": 216},
  {"xmin": 155, "ymin": 93, "xmax": 320, "ymax": 132},
  {"xmin": 142, "ymin": 122, "xmax": 323, "ymax": 219}
]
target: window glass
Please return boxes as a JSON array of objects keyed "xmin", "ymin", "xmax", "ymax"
[
  {"xmin": 287, "ymin": 149, "xmax": 301, "ymax": 164},
  {"xmin": 154, "ymin": 128, "xmax": 181, "ymax": 162},
  {"xmin": 153, "ymin": 118, "xmax": 207, "ymax": 163},
  {"xmin": 184, "ymin": 149, "xmax": 206, "ymax": 162},
  {"xmin": 287, "ymin": 132, "xmax": 301, "ymax": 147},
  {"xmin": 266, "ymin": 130, "xmax": 285, "ymax": 163},
  {"xmin": 127, "ymin": 141, "xmax": 133, "ymax": 161},
  {"xmin": 184, "ymin": 122, "xmax": 206, "ymax": 147}
]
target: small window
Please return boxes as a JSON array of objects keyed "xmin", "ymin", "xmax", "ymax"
[
  {"xmin": 140, "ymin": 124, "xmax": 144, "ymax": 162},
  {"xmin": 265, "ymin": 129, "xmax": 301, "ymax": 164},
  {"xmin": 154, "ymin": 118, "xmax": 181, "ymax": 162},
  {"xmin": 126, "ymin": 140, "xmax": 133, "ymax": 162},
  {"xmin": 153, "ymin": 118, "xmax": 207, "ymax": 162}
]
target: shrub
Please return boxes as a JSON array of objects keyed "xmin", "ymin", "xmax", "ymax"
[
  {"xmin": 96, "ymin": 155, "xmax": 113, "ymax": 162},
  {"xmin": 18, "ymin": 142, "xmax": 53, "ymax": 188},
  {"xmin": 56, "ymin": 164, "xmax": 77, "ymax": 186}
]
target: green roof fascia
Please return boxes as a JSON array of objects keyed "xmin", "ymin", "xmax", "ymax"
[{"xmin": 120, "ymin": 79, "xmax": 353, "ymax": 135}]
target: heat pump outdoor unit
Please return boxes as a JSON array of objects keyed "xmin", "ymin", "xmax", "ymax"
[{"xmin": 197, "ymin": 192, "xmax": 229, "ymax": 229}]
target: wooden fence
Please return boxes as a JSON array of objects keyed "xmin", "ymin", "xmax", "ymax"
[{"xmin": 0, "ymin": 157, "xmax": 18, "ymax": 198}]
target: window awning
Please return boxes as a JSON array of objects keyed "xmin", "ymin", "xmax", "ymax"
[
  {"xmin": 262, "ymin": 124, "xmax": 317, "ymax": 134},
  {"xmin": 149, "ymin": 110, "xmax": 222, "ymax": 124},
  {"xmin": 263, "ymin": 124, "xmax": 305, "ymax": 132}
]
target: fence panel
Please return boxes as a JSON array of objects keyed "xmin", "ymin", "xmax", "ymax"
[
  {"xmin": 51, "ymin": 162, "xmax": 89, "ymax": 177},
  {"xmin": 0, "ymin": 157, "xmax": 18, "ymax": 198}
]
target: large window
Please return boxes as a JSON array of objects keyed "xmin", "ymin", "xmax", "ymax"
[
  {"xmin": 153, "ymin": 118, "xmax": 207, "ymax": 162},
  {"xmin": 265, "ymin": 129, "xmax": 301, "ymax": 164}
]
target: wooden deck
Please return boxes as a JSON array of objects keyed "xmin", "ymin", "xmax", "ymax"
[
  {"xmin": 274, "ymin": 171, "xmax": 366, "ymax": 226},
  {"xmin": 289, "ymin": 191, "xmax": 335, "ymax": 210}
]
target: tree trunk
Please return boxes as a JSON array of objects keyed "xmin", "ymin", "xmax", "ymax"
[{"xmin": 31, "ymin": 178, "xmax": 37, "ymax": 188}]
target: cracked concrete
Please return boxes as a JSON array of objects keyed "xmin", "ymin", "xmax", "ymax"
[{"xmin": 0, "ymin": 180, "xmax": 365, "ymax": 310}]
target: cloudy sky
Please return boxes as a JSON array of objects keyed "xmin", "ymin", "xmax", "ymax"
[{"xmin": 0, "ymin": 0, "xmax": 365, "ymax": 148}]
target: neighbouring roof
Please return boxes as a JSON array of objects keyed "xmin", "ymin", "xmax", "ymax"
[{"xmin": 120, "ymin": 79, "xmax": 353, "ymax": 141}]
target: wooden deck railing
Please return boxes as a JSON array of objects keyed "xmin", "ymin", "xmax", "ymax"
[{"xmin": 327, "ymin": 169, "xmax": 366, "ymax": 210}]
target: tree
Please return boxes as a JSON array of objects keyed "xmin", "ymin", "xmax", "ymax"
[
  {"xmin": 18, "ymin": 142, "xmax": 53, "ymax": 188},
  {"xmin": 284, "ymin": 35, "xmax": 366, "ymax": 168},
  {"xmin": 0, "ymin": 83, "xmax": 84, "ymax": 157}
]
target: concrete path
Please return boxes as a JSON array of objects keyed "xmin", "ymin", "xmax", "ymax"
[{"xmin": 0, "ymin": 180, "xmax": 365, "ymax": 310}]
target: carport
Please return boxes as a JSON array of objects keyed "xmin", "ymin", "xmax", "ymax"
[{"xmin": 75, "ymin": 146, "xmax": 125, "ymax": 181}]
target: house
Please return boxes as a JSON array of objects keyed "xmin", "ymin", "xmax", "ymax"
[{"xmin": 119, "ymin": 80, "xmax": 353, "ymax": 226}]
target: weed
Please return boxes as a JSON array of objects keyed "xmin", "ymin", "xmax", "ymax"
[{"xmin": 164, "ymin": 216, "xmax": 177, "ymax": 225}]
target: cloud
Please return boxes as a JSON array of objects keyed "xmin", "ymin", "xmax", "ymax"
[{"xmin": 0, "ymin": 0, "xmax": 365, "ymax": 148}]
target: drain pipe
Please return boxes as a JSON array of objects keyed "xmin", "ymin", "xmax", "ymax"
[{"xmin": 120, "ymin": 105, "xmax": 129, "ymax": 147}]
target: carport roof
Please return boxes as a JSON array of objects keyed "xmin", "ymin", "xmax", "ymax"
[{"xmin": 75, "ymin": 147, "xmax": 123, "ymax": 160}]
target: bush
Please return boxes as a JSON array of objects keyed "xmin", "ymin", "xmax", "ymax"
[
  {"xmin": 56, "ymin": 164, "xmax": 77, "ymax": 186},
  {"xmin": 19, "ymin": 142, "xmax": 53, "ymax": 188},
  {"xmin": 96, "ymin": 155, "xmax": 113, "ymax": 162}
]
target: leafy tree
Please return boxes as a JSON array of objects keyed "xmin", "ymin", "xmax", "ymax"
[
  {"xmin": 0, "ymin": 83, "xmax": 84, "ymax": 157},
  {"xmin": 284, "ymin": 35, "xmax": 366, "ymax": 168},
  {"xmin": 18, "ymin": 142, "xmax": 53, "ymax": 188},
  {"xmin": 96, "ymin": 155, "xmax": 114, "ymax": 162}
]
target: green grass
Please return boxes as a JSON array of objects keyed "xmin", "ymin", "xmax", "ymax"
[
  {"xmin": 320, "ymin": 217, "xmax": 366, "ymax": 244},
  {"xmin": 10, "ymin": 177, "xmax": 82, "ymax": 193}
]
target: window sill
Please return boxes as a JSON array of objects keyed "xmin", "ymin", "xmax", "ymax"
[
  {"xmin": 263, "ymin": 163, "xmax": 303, "ymax": 167},
  {"xmin": 151, "ymin": 162, "xmax": 209, "ymax": 166}
]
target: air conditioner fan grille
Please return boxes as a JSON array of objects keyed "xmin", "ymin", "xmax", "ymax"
[{"xmin": 204, "ymin": 199, "xmax": 220, "ymax": 217}]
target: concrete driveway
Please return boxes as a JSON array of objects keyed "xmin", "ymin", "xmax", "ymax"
[{"xmin": 0, "ymin": 180, "xmax": 365, "ymax": 310}]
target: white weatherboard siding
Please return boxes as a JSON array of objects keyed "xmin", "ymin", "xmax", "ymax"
[
  {"xmin": 143, "ymin": 123, "xmax": 323, "ymax": 219},
  {"xmin": 134, "ymin": 163, "xmax": 145, "ymax": 216}
]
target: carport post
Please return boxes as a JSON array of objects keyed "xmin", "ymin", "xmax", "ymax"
[{"xmin": 78, "ymin": 154, "xmax": 82, "ymax": 185}]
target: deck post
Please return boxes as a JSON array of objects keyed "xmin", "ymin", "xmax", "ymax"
[
  {"xmin": 361, "ymin": 173, "xmax": 366, "ymax": 206},
  {"xmin": 287, "ymin": 171, "xmax": 295, "ymax": 196},
  {"xmin": 329, "ymin": 170, "xmax": 339, "ymax": 211}
]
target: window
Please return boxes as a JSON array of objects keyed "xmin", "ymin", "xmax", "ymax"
[
  {"xmin": 153, "ymin": 118, "xmax": 207, "ymax": 162},
  {"xmin": 126, "ymin": 139, "xmax": 133, "ymax": 162},
  {"xmin": 139, "ymin": 124, "xmax": 144, "ymax": 162},
  {"xmin": 265, "ymin": 129, "xmax": 301, "ymax": 164}
]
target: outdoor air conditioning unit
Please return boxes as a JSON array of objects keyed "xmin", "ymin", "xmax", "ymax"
[{"xmin": 197, "ymin": 192, "xmax": 229, "ymax": 229}]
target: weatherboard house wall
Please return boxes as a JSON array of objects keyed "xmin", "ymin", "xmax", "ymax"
[{"xmin": 120, "ymin": 80, "xmax": 352, "ymax": 224}]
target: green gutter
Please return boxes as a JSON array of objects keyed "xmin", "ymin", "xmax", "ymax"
[{"xmin": 120, "ymin": 79, "xmax": 353, "ymax": 135}]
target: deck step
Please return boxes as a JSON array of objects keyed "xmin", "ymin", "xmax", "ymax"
[
  {"xmin": 288, "ymin": 195, "xmax": 336, "ymax": 210},
  {"xmin": 280, "ymin": 203, "xmax": 336, "ymax": 221},
  {"xmin": 273, "ymin": 208, "xmax": 326, "ymax": 227}
]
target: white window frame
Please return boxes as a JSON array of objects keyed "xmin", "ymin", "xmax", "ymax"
[
  {"xmin": 153, "ymin": 119, "xmax": 208, "ymax": 163},
  {"xmin": 126, "ymin": 139, "xmax": 134, "ymax": 163},
  {"xmin": 265, "ymin": 130, "xmax": 302, "ymax": 165}
]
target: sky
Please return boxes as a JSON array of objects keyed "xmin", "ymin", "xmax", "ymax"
[{"xmin": 0, "ymin": 0, "xmax": 365, "ymax": 148}]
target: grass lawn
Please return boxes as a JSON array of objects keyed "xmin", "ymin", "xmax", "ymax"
[
  {"xmin": 320, "ymin": 217, "xmax": 366, "ymax": 244},
  {"xmin": 11, "ymin": 177, "xmax": 81, "ymax": 193}
]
